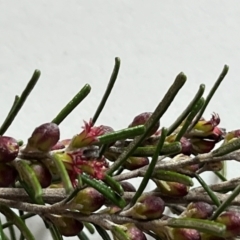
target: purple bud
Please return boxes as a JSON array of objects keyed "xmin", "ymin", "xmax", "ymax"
[
  {"xmin": 184, "ymin": 202, "xmax": 214, "ymax": 219},
  {"xmin": 123, "ymin": 157, "xmax": 149, "ymax": 170},
  {"xmin": 180, "ymin": 137, "xmax": 192, "ymax": 156},
  {"xmin": 30, "ymin": 163, "xmax": 52, "ymax": 188},
  {"xmin": 190, "ymin": 138, "xmax": 216, "ymax": 154},
  {"xmin": 216, "ymin": 211, "xmax": 240, "ymax": 237},
  {"xmin": 0, "ymin": 136, "xmax": 19, "ymax": 162},
  {"xmin": 124, "ymin": 223, "xmax": 147, "ymax": 240},
  {"xmin": 120, "ymin": 181, "xmax": 136, "ymax": 192},
  {"xmin": 26, "ymin": 123, "xmax": 60, "ymax": 152},
  {"xmin": 122, "ymin": 195, "xmax": 165, "ymax": 220},
  {"xmin": 129, "ymin": 112, "xmax": 160, "ymax": 136},
  {"xmin": 171, "ymin": 228, "xmax": 201, "ymax": 240},
  {"xmin": 69, "ymin": 187, "xmax": 105, "ymax": 214},
  {"xmin": 0, "ymin": 163, "xmax": 18, "ymax": 187},
  {"xmin": 155, "ymin": 180, "xmax": 189, "ymax": 197},
  {"xmin": 56, "ymin": 216, "xmax": 83, "ymax": 237}
]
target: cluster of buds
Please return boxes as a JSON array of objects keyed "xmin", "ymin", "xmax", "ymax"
[{"xmin": 2, "ymin": 105, "xmax": 240, "ymax": 240}]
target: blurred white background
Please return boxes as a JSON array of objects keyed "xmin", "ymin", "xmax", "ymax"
[{"xmin": 1, "ymin": 1, "xmax": 240, "ymax": 239}]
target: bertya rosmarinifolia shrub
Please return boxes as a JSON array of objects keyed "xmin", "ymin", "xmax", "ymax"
[{"xmin": 1, "ymin": 58, "xmax": 240, "ymax": 240}]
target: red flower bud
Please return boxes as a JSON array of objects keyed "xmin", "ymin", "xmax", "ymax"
[
  {"xmin": 0, "ymin": 163, "xmax": 18, "ymax": 187},
  {"xmin": 121, "ymin": 195, "xmax": 165, "ymax": 220},
  {"xmin": 183, "ymin": 202, "xmax": 214, "ymax": 219},
  {"xmin": 123, "ymin": 223, "xmax": 147, "ymax": 240},
  {"xmin": 69, "ymin": 187, "xmax": 105, "ymax": 214},
  {"xmin": 0, "ymin": 136, "xmax": 19, "ymax": 162},
  {"xmin": 155, "ymin": 180, "xmax": 189, "ymax": 197},
  {"xmin": 120, "ymin": 181, "xmax": 136, "ymax": 192},
  {"xmin": 180, "ymin": 137, "xmax": 192, "ymax": 156},
  {"xmin": 216, "ymin": 211, "xmax": 240, "ymax": 238},
  {"xmin": 129, "ymin": 112, "xmax": 160, "ymax": 136},
  {"xmin": 190, "ymin": 138, "xmax": 216, "ymax": 154},
  {"xmin": 123, "ymin": 157, "xmax": 149, "ymax": 170},
  {"xmin": 26, "ymin": 123, "xmax": 60, "ymax": 152},
  {"xmin": 170, "ymin": 228, "xmax": 201, "ymax": 240},
  {"xmin": 53, "ymin": 216, "xmax": 83, "ymax": 237},
  {"xmin": 30, "ymin": 163, "xmax": 52, "ymax": 188}
]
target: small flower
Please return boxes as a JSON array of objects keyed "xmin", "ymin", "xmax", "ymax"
[
  {"xmin": 59, "ymin": 151, "xmax": 108, "ymax": 187},
  {"xmin": 187, "ymin": 113, "xmax": 223, "ymax": 141},
  {"xmin": 69, "ymin": 119, "xmax": 107, "ymax": 149}
]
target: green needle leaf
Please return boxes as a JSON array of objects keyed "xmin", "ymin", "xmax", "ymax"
[
  {"xmin": 103, "ymin": 174, "xmax": 124, "ymax": 195},
  {"xmin": 0, "ymin": 205, "xmax": 35, "ymax": 240},
  {"xmin": 187, "ymin": 65, "xmax": 229, "ymax": 132},
  {"xmin": 107, "ymin": 142, "xmax": 182, "ymax": 157},
  {"xmin": 130, "ymin": 128, "xmax": 167, "ymax": 207},
  {"xmin": 93, "ymin": 224, "xmax": 111, "ymax": 240},
  {"xmin": 77, "ymin": 231, "xmax": 90, "ymax": 240},
  {"xmin": 0, "ymin": 70, "xmax": 40, "ymax": 135},
  {"xmin": 211, "ymin": 184, "xmax": 240, "ymax": 220},
  {"xmin": 212, "ymin": 138, "xmax": 240, "ymax": 157},
  {"xmin": 194, "ymin": 173, "xmax": 220, "ymax": 207},
  {"xmin": 214, "ymin": 171, "xmax": 227, "ymax": 182},
  {"xmin": 175, "ymin": 97, "xmax": 205, "ymax": 141},
  {"xmin": 13, "ymin": 160, "xmax": 43, "ymax": 204},
  {"xmin": 0, "ymin": 217, "xmax": 6, "ymax": 240},
  {"xmin": 92, "ymin": 57, "xmax": 120, "ymax": 124},
  {"xmin": 107, "ymin": 72, "xmax": 187, "ymax": 175},
  {"xmin": 81, "ymin": 174, "xmax": 126, "ymax": 208},
  {"xmin": 51, "ymin": 84, "xmax": 91, "ymax": 125},
  {"xmin": 167, "ymin": 218, "xmax": 226, "ymax": 237},
  {"xmin": 111, "ymin": 225, "xmax": 129, "ymax": 240},
  {"xmin": 83, "ymin": 222, "xmax": 95, "ymax": 234},
  {"xmin": 52, "ymin": 153, "xmax": 74, "ymax": 194},
  {"xmin": 168, "ymin": 84, "xmax": 205, "ymax": 135},
  {"xmin": 151, "ymin": 170, "xmax": 193, "ymax": 186},
  {"xmin": 98, "ymin": 125, "xmax": 145, "ymax": 145}
]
